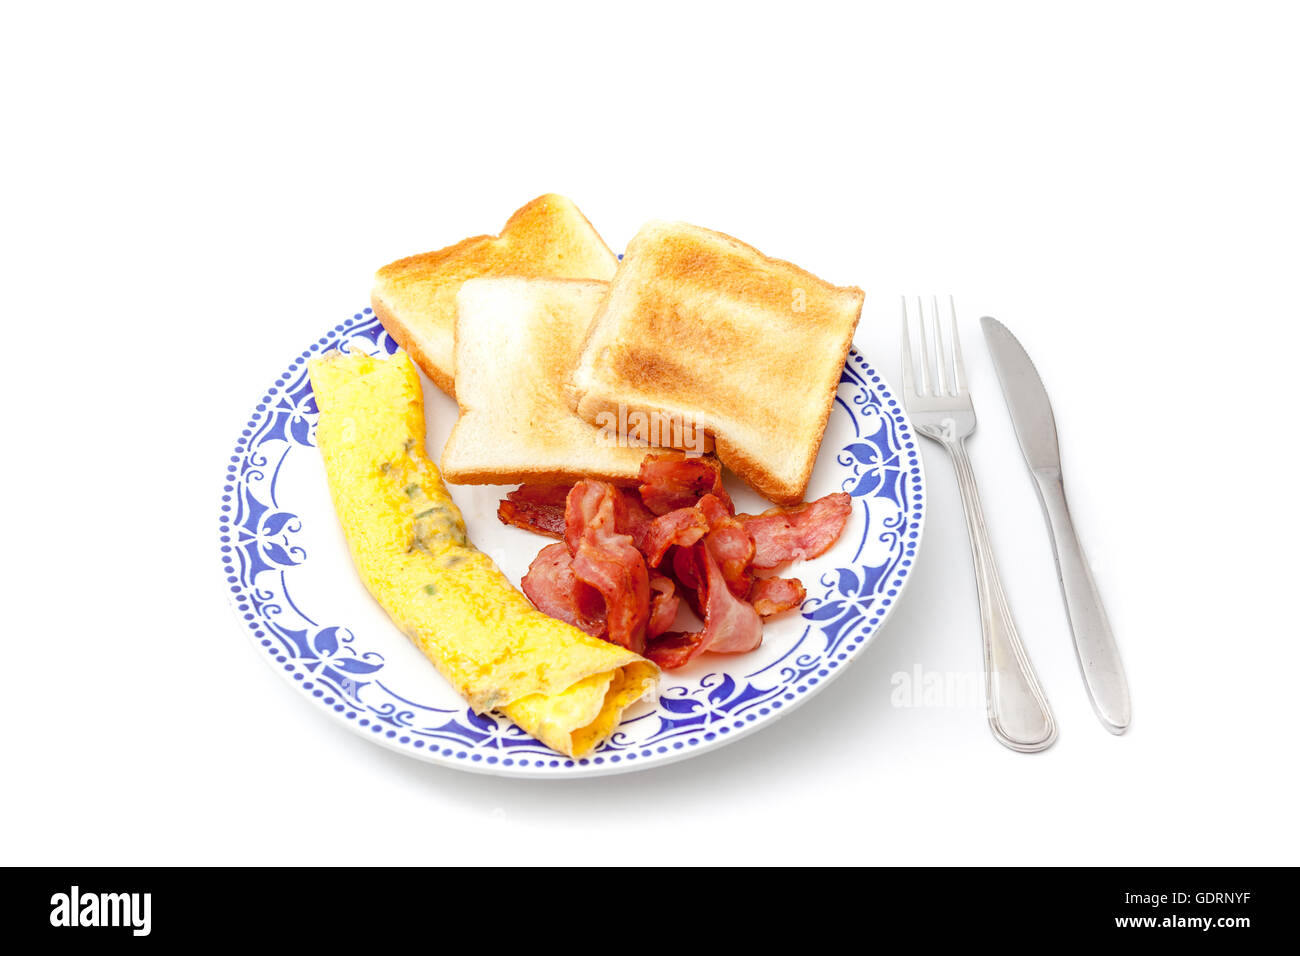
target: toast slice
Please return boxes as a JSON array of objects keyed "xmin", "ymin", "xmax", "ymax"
[
  {"xmin": 441, "ymin": 278, "xmax": 652, "ymax": 486},
  {"xmin": 569, "ymin": 220, "xmax": 864, "ymax": 505},
  {"xmin": 371, "ymin": 194, "xmax": 618, "ymax": 397}
]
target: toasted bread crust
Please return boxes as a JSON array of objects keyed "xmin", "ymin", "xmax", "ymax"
[
  {"xmin": 370, "ymin": 291, "xmax": 457, "ymax": 397},
  {"xmin": 437, "ymin": 464, "xmax": 642, "ymax": 487},
  {"xmin": 372, "ymin": 195, "xmax": 618, "ymax": 397},
  {"xmin": 571, "ymin": 220, "xmax": 864, "ymax": 504}
]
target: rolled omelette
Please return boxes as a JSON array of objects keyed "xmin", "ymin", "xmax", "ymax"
[{"xmin": 308, "ymin": 349, "xmax": 658, "ymax": 758}]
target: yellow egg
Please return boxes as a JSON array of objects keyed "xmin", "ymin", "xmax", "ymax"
[{"xmin": 308, "ymin": 349, "xmax": 657, "ymax": 758}]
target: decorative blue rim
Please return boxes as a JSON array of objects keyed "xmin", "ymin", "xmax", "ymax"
[{"xmin": 219, "ymin": 309, "xmax": 924, "ymax": 776}]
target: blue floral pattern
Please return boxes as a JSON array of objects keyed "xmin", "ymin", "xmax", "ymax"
[{"xmin": 219, "ymin": 309, "xmax": 924, "ymax": 776}]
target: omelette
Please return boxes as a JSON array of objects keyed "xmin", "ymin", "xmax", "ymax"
[{"xmin": 308, "ymin": 349, "xmax": 658, "ymax": 758}]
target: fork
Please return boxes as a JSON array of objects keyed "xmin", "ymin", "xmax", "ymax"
[{"xmin": 902, "ymin": 296, "xmax": 1057, "ymax": 753}]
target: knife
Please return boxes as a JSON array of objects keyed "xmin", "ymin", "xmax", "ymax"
[{"xmin": 980, "ymin": 316, "xmax": 1132, "ymax": 734}]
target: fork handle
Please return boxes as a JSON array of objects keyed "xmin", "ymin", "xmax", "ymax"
[{"xmin": 947, "ymin": 437, "xmax": 1057, "ymax": 752}]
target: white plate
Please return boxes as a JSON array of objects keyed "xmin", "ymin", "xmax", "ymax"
[{"xmin": 218, "ymin": 309, "xmax": 926, "ymax": 777}]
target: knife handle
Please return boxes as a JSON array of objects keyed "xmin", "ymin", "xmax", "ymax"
[
  {"xmin": 947, "ymin": 438, "xmax": 1057, "ymax": 752},
  {"xmin": 1033, "ymin": 472, "xmax": 1132, "ymax": 733}
]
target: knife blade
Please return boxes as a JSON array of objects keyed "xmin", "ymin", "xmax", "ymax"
[{"xmin": 981, "ymin": 316, "xmax": 1132, "ymax": 734}]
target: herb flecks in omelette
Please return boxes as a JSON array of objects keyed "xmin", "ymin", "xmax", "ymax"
[{"xmin": 383, "ymin": 448, "xmax": 475, "ymax": 557}]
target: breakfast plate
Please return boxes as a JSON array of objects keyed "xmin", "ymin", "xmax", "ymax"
[{"xmin": 218, "ymin": 308, "xmax": 925, "ymax": 777}]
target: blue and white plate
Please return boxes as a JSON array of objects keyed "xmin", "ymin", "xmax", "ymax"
[{"xmin": 218, "ymin": 309, "xmax": 925, "ymax": 777}]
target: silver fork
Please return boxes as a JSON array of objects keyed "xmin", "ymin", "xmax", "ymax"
[{"xmin": 902, "ymin": 296, "xmax": 1057, "ymax": 753}]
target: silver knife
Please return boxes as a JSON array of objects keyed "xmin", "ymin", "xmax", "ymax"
[{"xmin": 980, "ymin": 316, "xmax": 1132, "ymax": 734}]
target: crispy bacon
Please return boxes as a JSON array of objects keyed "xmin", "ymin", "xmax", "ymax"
[
  {"xmin": 641, "ymin": 507, "xmax": 710, "ymax": 568},
  {"xmin": 566, "ymin": 481, "xmax": 650, "ymax": 655},
  {"xmin": 671, "ymin": 542, "xmax": 705, "ymax": 592},
  {"xmin": 698, "ymin": 493, "xmax": 756, "ymax": 598},
  {"xmin": 562, "ymin": 482, "xmax": 603, "ymax": 555},
  {"xmin": 648, "ymin": 573, "xmax": 679, "ymax": 638},
  {"xmin": 668, "ymin": 544, "xmax": 705, "ymax": 622},
  {"xmin": 695, "ymin": 493, "xmax": 729, "ymax": 526},
  {"xmin": 497, "ymin": 484, "xmax": 573, "ymax": 538},
  {"xmin": 510, "ymin": 484, "xmax": 572, "ymax": 507},
  {"xmin": 749, "ymin": 576, "xmax": 806, "ymax": 617},
  {"xmin": 616, "ymin": 489, "xmax": 657, "ymax": 551},
  {"xmin": 643, "ymin": 631, "xmax": 705, "ymax": 670},
  {"xmin": 498, "ymin": 499, "xmax": 566, "ymax": 538},
  {"xmin": 645, "ymin": 545, "xmax": 764, "ymax": 668},
  {"xmin": 500, "ymin": 483, "xmax": 656, "ymax": 546},
  {"xmin": 696, "ymin": 546, "xmax": 764, "ymax": 653},
  {"xmin": 505, "ymin": 458, "xmax": 852, "ymax": 669},
  {"xmin": 521, "ymin": 543, "xmax": 605, "ymax": 637},
  {"xmin": 638, "ymin": 452, "xmax": 733, "ymax": 515},
  {"xmin": 740, "ymin": 492, "xmax": 853, "ymax": 569}
]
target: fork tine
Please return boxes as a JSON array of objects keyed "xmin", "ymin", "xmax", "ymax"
[
  {"xmin": 900, "ymin": 297, "xmax": 915, "ymax": 396},
  {"xmin": 931, "ymin": 295, "xmax": 950, "ymax": 396},
  {"xmin": 949, "ymin": 295, "xmax": 967, "ymax": 394},
  {"xmin": 916, "ymin": 296, "xmax": 933, "ymax": 396}
]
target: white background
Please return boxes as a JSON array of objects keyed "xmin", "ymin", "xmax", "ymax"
[{"xmin": 3, "ymin": 1, "xmax": 1297, "ymax": 866}]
